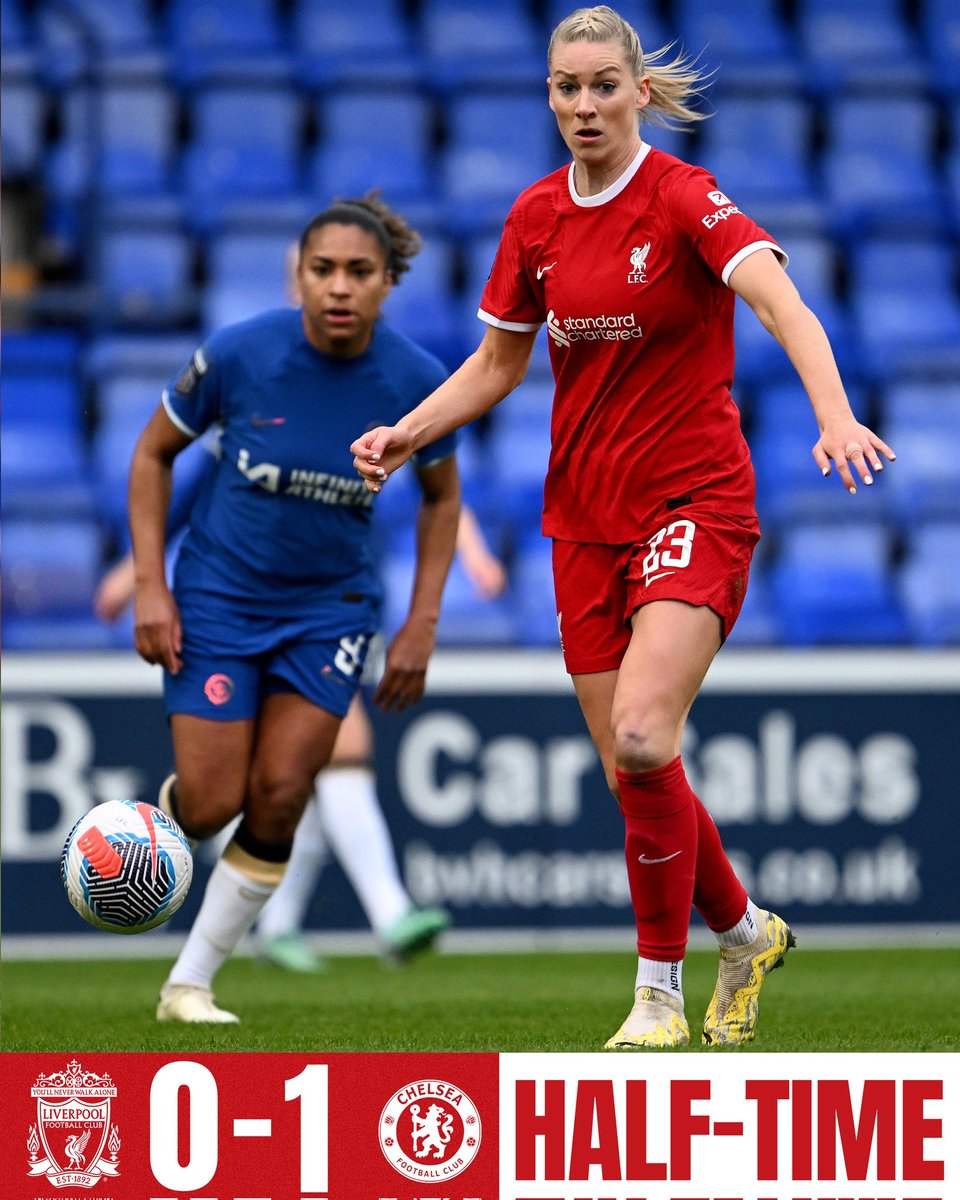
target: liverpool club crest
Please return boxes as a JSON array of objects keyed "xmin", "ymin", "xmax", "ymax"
[{"xmin": 27, "ymin": 1060, "xmax": 121, "ymax": 1189}]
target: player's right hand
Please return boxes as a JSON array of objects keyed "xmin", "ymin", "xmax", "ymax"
[
  {"xmin": 133, "ymin": 582, "xmax": 183, "ymax": 674},
  {"xmin": 351, "ymin": 425, "xmax": 415, "ymax": 492}
]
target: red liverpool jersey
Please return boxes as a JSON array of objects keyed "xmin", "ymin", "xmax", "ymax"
[{"xmin": 479, "ymin": 141, "xmax": 787, "ymax": 543}]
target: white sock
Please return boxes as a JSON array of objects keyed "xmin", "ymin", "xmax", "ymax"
[
  {"xmin": 635, "ymin": 956, "xmax": 684, "ymax": 1004},
  {"xmin": 716, "ymin": 897, "xmax": 763, "ymax": 948},
  {"xmin": 318, "ymin": 766, "xmax": 411, "ymax": 935},
  {"xmin": 256, "ymin": 800, "xmax": 328, "ymax": 939},
  {"xmin": 168, "ymin": 858, "xmax": 276, "ymax": 989}
]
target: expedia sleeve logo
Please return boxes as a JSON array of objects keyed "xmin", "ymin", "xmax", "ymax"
[{"xmin": 702, "ymin": 188, "xmax": 741, "ymax": 228}]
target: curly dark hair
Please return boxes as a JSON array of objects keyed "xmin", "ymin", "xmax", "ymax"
[{"xmin": 298, "ymin": 190, "xmax": 422, "ymax": 283}]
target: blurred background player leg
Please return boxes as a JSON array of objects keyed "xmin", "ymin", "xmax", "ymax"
[
  {"xmin": 254, "ymin": 798, "xmax": 330, "ymax": 971},
  {"xmin": 255, "ymin": 691, "xmax": 451, "ymax": 970}
]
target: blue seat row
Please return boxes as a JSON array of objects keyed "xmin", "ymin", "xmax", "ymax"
[
  {"xmin": 8, "ymin": 505, "xmax": 958, "ymax": 650},
  {"xmin": 5, "ymin": 0, "xmax": 958, "ymax": 97}
]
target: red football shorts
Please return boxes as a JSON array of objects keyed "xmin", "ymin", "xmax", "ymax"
[{"xmin": 552, "ymin": 507, "xmax": 760, "ymax": 674}]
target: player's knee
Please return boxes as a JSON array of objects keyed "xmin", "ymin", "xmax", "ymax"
[
  {"xmin": 174, "ymin": 783, "xmax": 241, "ymax": 840},
  {"xmin": 612, "ymin": 717, "xmax": 671, "ymax": 775},
  {"xmin": 246, "ymin": 769, "xmax": 312, "ymax": 842}
]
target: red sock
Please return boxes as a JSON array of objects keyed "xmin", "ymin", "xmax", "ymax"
[
  {"xmin": 692, "ymin": 797, "xmax": 748, "ymax": 933},
  {"xmin": 616, "ymin": 757, "xmax": 697, "ymax": 961}
]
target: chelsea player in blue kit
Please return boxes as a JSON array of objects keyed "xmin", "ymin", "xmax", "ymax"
[{"xmin": 127, "ymin": 195, "xmax": 461, "ymax": 1023}]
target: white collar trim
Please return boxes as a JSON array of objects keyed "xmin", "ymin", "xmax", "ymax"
[{"xmin": 567, "ymin": 140, "xmax": 652, "ymax": 207}]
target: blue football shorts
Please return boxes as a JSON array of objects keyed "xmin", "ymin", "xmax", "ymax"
[{"xmin": 163, "ymin": 596, "xmax": 377, "ymax": 722}]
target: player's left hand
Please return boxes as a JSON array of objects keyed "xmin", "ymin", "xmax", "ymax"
[
  {"xmin": 351, "ymin": 425, "xmax": 415, "ymax": 493},
  {"xmin": 812, "ymin": 420, "xmax": 895, "ymax": 495},
  {"xmin": 373, "ymin": 621, "xmax": 435, "ymax": 712}
]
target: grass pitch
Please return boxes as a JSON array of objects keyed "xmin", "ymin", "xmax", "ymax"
[{"xmin": 3, "ymin": 947, "xmax": 957, "ymax": 1053}]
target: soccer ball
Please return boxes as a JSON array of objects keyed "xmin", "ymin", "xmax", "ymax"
[{"xmin": 60, "ymin": 799, "xmax": 193, "ymax": 933}]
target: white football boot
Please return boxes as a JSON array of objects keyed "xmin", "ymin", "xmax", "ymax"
[
  {"xmin": 156, "ymin": 982, "xmax": 239, "ymax": 1024},
  {"xmin": 604, "ymin": 985, "xmax": 689, "ymax": 1050}
]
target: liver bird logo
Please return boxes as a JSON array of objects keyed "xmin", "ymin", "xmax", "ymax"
[
  {"xmin": 630, "ymin": 243, "xmax": 651, "ymax": 273},
  {"xmin": 64, "ymin": 1129, "xmax": 91, "ymax": 1169}
]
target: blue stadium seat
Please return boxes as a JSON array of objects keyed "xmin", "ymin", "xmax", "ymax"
[
  {"xmin": 91, "ymin": 378, "xmax": 183, "ymax": 540},
  {"xmin": 419, "ymin": 0, "xmax": 542, "ymax": 92},
  {"xmin": 921, "ymin": 0, "xmax": 960, "ymax": 99},
  {"xmin": 822, "ymin": 95, "xmax": 947, "ymax": 237},
  {"xmin": 381, "ymin": 236, "xmax": 462, "ymax": 367},
  {"xmin": 487, "ymin": 407, "xmax": 551, "ymax": 528},
  {"xmin": 1, "ymin": 516, "xmax": 109, "ymax": 649},
  {"xmin": 202, "ymin": 229, "xmax": 295, "ymax": 331},
  {"xmin": 96, "ymin": 373, "xmax": 171, "ymax": 437},
  {"xmin": 1, "ymin": 0, "xmax": 29, "ymax": 47},
  {"xmin": 510, "ymin": 534, "xmax": 559, "ymax": 648},
  {"xmin": 42, "ymin": 85, "xmax": 96, "ymax": 255},
  {"xmin": 750, "ymin": 376, "xmax": 888, "ymax": 528},
  {"xmin": 442, "ymin": 90, "xmax": 563, "ymax": 233},
  {"xmin": 881, "ymin": 425, "xmax": 960, "ymax": 525},
  {"xmin": 3, "ymin": 371, "xmax": 85, "ymax": 434},
  {"xmin": 879, "ymin": 378, "xmax": 960, "ymax": 430},
  {"xmin": 1, "ymin": 64, "xmax": 44, "ymax": 178},
  {"xmin": 849, "ymin": 237, "xmax": 960, "ymax": 378},
  {"xmin": 380, "ymin": 547, "xmax": 518, "ymax": 646},
  {"xmin": 164, "ymin": 0, "xmax": 288, "ymax": 84},
  {"xmin": 752, "ymin": 425, "xmax": 893, "ymax": 529},
  {"xmin": 62, "ymin": 0, "xmax": 156, "ymax": 52},
  {"xmin": 179, "ymin": 85, "xmax": 304, "ymax": 231},
  {"xmin": 770, "ymin": 521, "xmax": 906, "ymax": 645},
  {"xmin": 293, "ymin": 0, "xmax": 419, "ymax": 88},
  {"xmin": 696, "ymin": 94, "xmax": 822, "ymax": 234},
  {"xmin": 2, "ymin": 329, "xmax": 82, "ymax": 375},
  {"xmin": 310, "ymin": 89, "xmax": 436, "ymax": 205},
  {"xmin": 642, "ymin": 123, "xmax": 697, "ymax": 163},
  {"xmin": 675, "ymin": 0, "xmax": 802, "ymax": 90},
  {"xmin": 35, "ymin": 3, "xmax": 92, "ymax": 85},
  {"xmin": 95, "ymin": 78, "xmax": 179, "ymax": 196},
  {"xmin": 725, "ymin": 563, "xmax": 783, "ymax": 646},
  {"xmin": 85, "ymin": 334, "xmax": 200, "ymax": 381},
  {"xmin": 1, "ymin": 425, "xmax": 97, "ymax": 520},
  {"xmin": 95, "ymin": 225, "xmax": 197, "ymax": 326},
  {"xmin": 797, "ymin": 0, "xmax": 928, "ymax": 90},
  {"xmin": 898, "ymin": 521, "xmax": 960, "ymax": 644}
]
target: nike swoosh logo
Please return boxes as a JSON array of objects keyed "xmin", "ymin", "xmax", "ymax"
[
  {"xmin": 644, "ymin": 570, "xmax": 676, "ymax": 584},
  {"xmin": 251, "ymin": 414, "xmax": 287, "ymax": 426},
  {"xmin": 536, "ymin": 262, "xmax": 557, "ymax": 279},
  {"xmin": 638, "ymin": 850, "xmax": 683, "ymax": 864}
]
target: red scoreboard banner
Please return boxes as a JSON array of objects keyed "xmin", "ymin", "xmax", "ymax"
[{"xmin": 1, "ymin": 1052, "xmax": 955, "ymax": 1200}]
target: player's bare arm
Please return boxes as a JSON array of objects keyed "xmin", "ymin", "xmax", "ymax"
[
  {"xmin": 374, "ymin": 454, "xmax": 461, "ymax": 713},
  {"xmin": 730, "ymin": 248, "xmax": 895, "ymax": 494},
  {"xmin": 351, "ymin": 324, "xmax": 537, "ymax": 491},
  {"xmin": 128, "ymin": 405, "xmax": 192, "ymax": 673}
]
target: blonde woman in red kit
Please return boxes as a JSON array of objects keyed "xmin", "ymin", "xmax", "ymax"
[{"xmin": 352, "ymin": 6, "xmax": 893, "ymax": 1048}]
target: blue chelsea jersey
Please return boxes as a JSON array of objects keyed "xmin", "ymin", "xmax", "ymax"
[{"xmin": 161, "ymin": 308, "xmax": 454, "ymax": 609}]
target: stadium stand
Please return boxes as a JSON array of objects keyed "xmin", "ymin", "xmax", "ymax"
[{"xmin": 3, "ymin": 0, "xmax": 959, "ymax": 649}]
